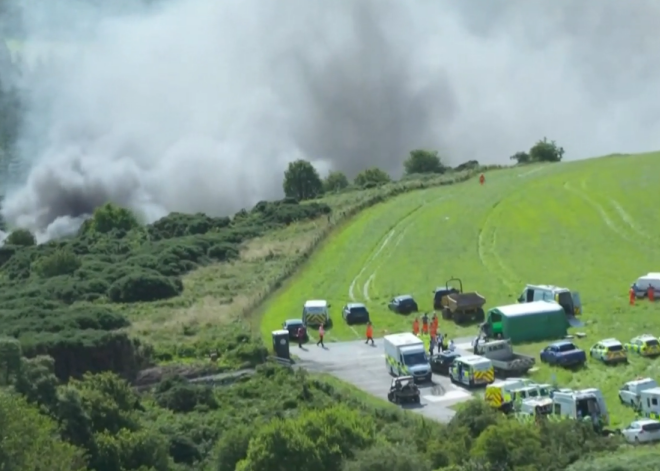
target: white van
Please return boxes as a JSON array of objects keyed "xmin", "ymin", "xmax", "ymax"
[{"xmin": 632, "ymin": 274, "xmax": 660, "ymax": 298}]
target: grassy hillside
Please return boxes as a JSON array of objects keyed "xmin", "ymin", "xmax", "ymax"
[{"xmin": 260, "ymin": 152, "xmax": 660, "ymax": 426}]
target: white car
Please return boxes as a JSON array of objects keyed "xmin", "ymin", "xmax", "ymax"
[{"xmin": 622, "ymin": 419, "xmax": 660, "ymax": 444}]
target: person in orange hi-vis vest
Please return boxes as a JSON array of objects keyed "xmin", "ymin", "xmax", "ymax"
[
  {"xmin": 479, "ymin": 174, "xmax": 485, "ymax": 185},
  {"xmin": 365, "ymin": 322, "xmax": 374, "ymax": 345},
  {"xmin": 649, "ymin": 285, "xmax": 655, "ymax": 302},
  {"xmin": 421, "ymin": 312, "xmax": 429, "ymax": 335},
  {"xmin": 430, "ymin": 320, "xmax": 438, "ymax": 339},
  {"xmin": 629, "ymin": 287, "xmax": 636, "ymax": 305},
  {"xmin": 412, "ymin": 318, "xmax": 420, "ymax": 336}
]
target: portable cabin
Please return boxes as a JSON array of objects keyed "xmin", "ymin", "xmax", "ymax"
[{"xmin": 485, "ymin": 301, "xmax": 567, "ymax": 344}]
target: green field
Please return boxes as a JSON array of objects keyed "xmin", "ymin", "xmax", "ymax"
[{"xmin": 260, "ymin": 152, "xmax": 660, "ymax": 426}]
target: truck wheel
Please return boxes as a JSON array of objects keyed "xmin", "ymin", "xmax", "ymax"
[{"xmin": 442, "ymin": 308, "xmax": 452, "ymax": 320}]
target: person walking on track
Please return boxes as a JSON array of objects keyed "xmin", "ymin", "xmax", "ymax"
[
  {"xmin": 365, "ymin": 322, "xmax": 374, "ymax": 345},
  {"xmin": 317, "ymin": 324, "xmax": 325, "ymax": 347},
  {"xmin": 412, "ymin": 318, "xmax": 420, "ymax": 336}
]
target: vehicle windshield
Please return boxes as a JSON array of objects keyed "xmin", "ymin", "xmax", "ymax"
[
  {"xmin": 528, "ymin": 390, "xmax": 539, "ymax": 398},
  {"xmin": 647, "ymin": 340, "xmax": 660, "ymax": 347},
  {"xmin": 539, "ymin": 388, "xmax": 549, "ymax": 396},
  {"xmin": 350, "ymin": 307, "xmax": 368, "ymax": 315},
  {"xmin": 403, "ymin": 352, "xmax": 427, "ymax": 366},
  {"xmin": 607, "ymin": 344, "xmax": 623, "ymax": 351},
  {"xmin": 557, "ymin": 343, "xmax": 576, "ymax": 352}
]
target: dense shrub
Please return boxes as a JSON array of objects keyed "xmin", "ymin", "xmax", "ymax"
[
  {"xmin": 5, "ymin": 228, "xmax": 35, "ymax": 246},
  {"xmin": 33, "ymin": 249, "xmax": 81, "ymax": 278},
  {"xmin": 109, "ymin": 272, "xmax": 183, "ymax": 303}
]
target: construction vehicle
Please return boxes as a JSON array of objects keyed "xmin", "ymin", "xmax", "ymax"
[
  {"xmin": 384, "ymin": 333, "xmax": 432, "ymax": 382},
  {"xmin": 434, "ymin": 278, "xmax": 486, "ymax": 325},
  {"xmin": 449, "ymin": 355, "xmax": 494, "ymax": 387},
  {"xmin": 472, "ymin": 339, "xmax": 535, "ymax": 377},
  {"xmin": 387, "ymin": 376, "xmax": 421, "ymax": 404}
]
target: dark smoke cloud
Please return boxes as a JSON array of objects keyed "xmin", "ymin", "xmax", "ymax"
[{"xmin": 2, "ymin": 0, "xmax": 660, "ymax": 241}]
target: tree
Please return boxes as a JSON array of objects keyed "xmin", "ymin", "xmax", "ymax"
[
  {"xmin": 323, "ymin": 171, "xmax": 349, "ymax": 192},
  {"xmin": 0, "ymin": 336, "xmax": 22, "ymax": 384},
  {"xmin": 5, "ymin": 229, "xmax": 35, "ymax": 246},
  {"xmin": 82, "ymin": 203, "xmax": 139, "ymax": 235},
  {"xmin": 471, "ymin": 419, "xmax": 545, "ymax": 469},
  {"xmin": 354, "ymin": 168, "xmax": 390, "ymax": 188},
  {"xmin": 0, "ymin": 389, "xmax": 87, "ymax": 470},
  {"xmin": 282, "ymin": 160, "xmax": 324, "ymax": 201},
  {"xmin": 529, "ymin": 138, "xmax": 564, "ymax": 162},
  {"xmin": 509, "ymin": 151, "xmax": 531, "ymax": 164},
  {"xmin": 404, "ymin": 150, "xmax": 444, "ymax": 175}
]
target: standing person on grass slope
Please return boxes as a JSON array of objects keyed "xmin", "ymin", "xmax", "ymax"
[
  {"xmin": 317, "ymin": 324, "xmax": 325, "ymax": 347},
  {"xmin": 365, "ymin": 322, "xmax": 375, "ymax": 345}
]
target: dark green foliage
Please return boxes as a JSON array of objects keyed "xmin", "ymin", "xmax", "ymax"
[
  {"xmin": 108, "ymin": 271, "xmax": 182, "ymax": 303},
  {"xmin": 5, "ymin": 228, "xmax": 35, "ymax": 246},
  {"xmin": 354, "ymin": 167, "xmax": 391, "ymax": 188},
  {"xmin": 324, "ymin": 171, "xmax": 349, "ymax": 192},
  {"xmin": 34, "ymin": 249, "xmax": 81, "ymax": 278},
  {"xmin": 0, "ymin": 201, "xmax": 329, "ymax": 382},
  {"xmin": 282, "ymin": 159, "xmax": 324, "ymax": 200},
  {"xmin": 404, "ymin": 149, "xmax": 445, "ymax": 175},
  {"xmin": 511, "ymin": 137, "xmax": 564, "ymax": 164},
  {"xmin": 154, "ymin": 375, "xmax": 218, "ymax": 413},
  {"xmin": 81, "ymin": 203, "xmax": 140, "ymax": 235}
]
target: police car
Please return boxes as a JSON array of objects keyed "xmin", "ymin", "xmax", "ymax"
[
  {"xmin": 624, "ymin": 335, "xmax": 660, "ymax": 357},
  {"xmin": 589, "ymin": 338, "xmax": 628, "ymax": 364}
]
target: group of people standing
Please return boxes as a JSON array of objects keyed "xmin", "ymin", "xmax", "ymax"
[{"xmin": 412, "ymin": 312, "xmax": 453, "ymax": 355}]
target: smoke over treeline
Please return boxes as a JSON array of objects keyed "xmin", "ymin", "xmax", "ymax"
[{"xmin": 2, "ymin": 0, "xmax": 660, "ymax": 241}]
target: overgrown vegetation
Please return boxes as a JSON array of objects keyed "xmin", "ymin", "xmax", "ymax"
[
  {"xmin": 0, "ymin": 198, "xmax": 330, "ymax": 381},
  {"xmin": 0, "ymin": 355, "xmax": 643, "ymax": 471}
]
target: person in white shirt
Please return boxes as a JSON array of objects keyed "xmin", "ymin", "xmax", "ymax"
[{"xmin": 449, "ymin": 340, "xmax": 456, "ymax": 352}]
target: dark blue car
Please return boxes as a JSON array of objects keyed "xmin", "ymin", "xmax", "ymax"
[{"xmin": 540, "ymin": 341, "xmax": 586, "ymax": 367}]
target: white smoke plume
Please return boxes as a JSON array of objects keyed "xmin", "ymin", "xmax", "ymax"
[{"xmin": 2, "ymin": 0, "xmax": 660, "ymax": 241}]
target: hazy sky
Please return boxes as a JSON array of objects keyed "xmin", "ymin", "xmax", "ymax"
[{"xmin": 2, "ymin": 0, "xmax": 660, "ymax": 240}]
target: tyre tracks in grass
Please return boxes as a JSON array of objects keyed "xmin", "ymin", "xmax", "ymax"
[
  {"xmin": 563, "ymin": 180, "xmax": 640, "ymax": 246},
  {"xmin": 348, "ymin": 195, "xmax": 451, "ymax": 304},
  {"xmin": 579, "ymin": 176, "xmax": 656, "ymax": 245},
  {"xmin": 477, "ymin": 199, "xmax": 522, "ymax": 295},
  {"xmin": 477, "ymin": 165, "xmax": 564, "ymax": 296}
]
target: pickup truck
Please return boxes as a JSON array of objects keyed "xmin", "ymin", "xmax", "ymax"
[
  {"xmin": 472, "ymin": 339, "xmax": 535, "ymax": 377},
  {"xmin": 539, "ymin": 341, "xmax": 586, "ymax": 367}
]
